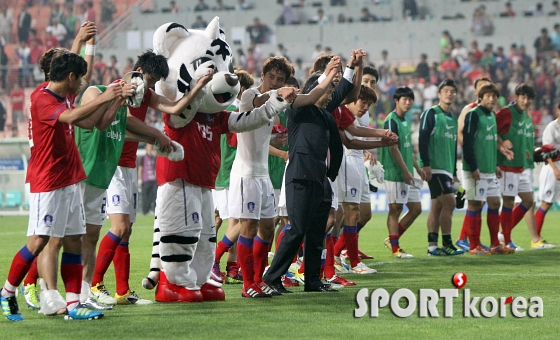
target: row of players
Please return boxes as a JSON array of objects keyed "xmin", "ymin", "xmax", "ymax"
[{"xmin": 3, "ymin": 21, "xmax": 560, "ymax": 320}]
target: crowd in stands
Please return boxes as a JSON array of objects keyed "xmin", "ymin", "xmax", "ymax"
[{"xmin": 4, "ymin": 0, "xmax": 560, "ymax": 142}]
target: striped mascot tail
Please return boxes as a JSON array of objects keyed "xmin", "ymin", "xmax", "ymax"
[{"xmin": 142, "ymin": 214, "xmax": 161, "ymax": 290}]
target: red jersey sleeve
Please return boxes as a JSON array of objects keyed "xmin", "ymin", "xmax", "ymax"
[
  {"xmin": 36, "ymin": 90, "xmax": 69, "ymax": 127},
  {"xmin": 338, "ymin": 106, "xmax": 356, "ymax": 130},
  {"xmin": 495, "ymin": 107, "xmax": 512, "ymax": 135}
]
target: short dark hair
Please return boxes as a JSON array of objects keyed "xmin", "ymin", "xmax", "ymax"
[
  {"xmin": 310, "ymin": 53, "xmax": 335, "ymax": 74},
  {"xmin": 515, "ymin": 83, "xmax": 536, "ymax": 99},
  {"xmin": 262, "ymin": 56, "xmax": 294, "ymax": 80},
  {"xmin": 49, "ymin": 51, "xmax": 87, "ymax": 82},
  {"xmin": 363, "ymin": 66, "xmax": 379, "ymax": 82},
  {"xmin": 134, "ymin": 50, "xmax": 170, "ymax": 80},
  {"xmin": 394, "ymin": 86, "xmax": 415, "ymax": 101},
  {"xmin": 477, "ymin": 84, "xmax": 500, "ymax": 100},
  {"xmin": 285, "ymin": 76, "xmax": 300, "ymax": 89},
  {"xmin": 302, "ymin": 72, "xmax": 322, "ymax": 94},
  {"xmin": 473, "ymin": 77, "xmax": 492, "ymax": 89},
  {"xmin": 358, "ymin": 85, "xmax": 377, "ymax": 104},
  {"xmin": 39, "ymin": 47, "xmax": 67, "ymax": 80},
  {"xmin": 438, "ymin": 78, "xmax": 457, "ymax": 93},
  {"xmin": 234, "ymin": 69, "xmax": 254, "ymax": 89}
]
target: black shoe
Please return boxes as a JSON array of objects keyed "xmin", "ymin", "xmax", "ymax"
[
  {"xmin": 304, "ymin": 283, "xmax": 338, "ymax": 292},
  {"xmin": 264, "ymin": 280, "xmax": 292, "ymax": 294}
]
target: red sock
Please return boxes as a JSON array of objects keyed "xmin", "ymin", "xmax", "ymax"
[
  {"xmin": 4, "ymin": 246, "xmax": 35, "ymax": 291},
  {"xmin": 475, "ymin": 209, "xmax": 482, "ymax": 247},
  {"xmin": 237, "ymin": 236, "xmax": 254, "ymax": 288},
  {"xmin": 487, "ymin": 208, "xmax": 500, "ymax": 247},
  {"xmin": 343, "ymin": 226, "xmax": 359, "ymax": 267},
  {"xmin": 397, "ymin": 223, "xmax": 406, "ymax": 237},
  {"xmin": 511, "ymin": 204, "xmax": 529, "ymax": 229},
  {"xmin": 501, "ymin": 207, "xmax": 513, "ymax": 245},
  {"xmin": 334, "ymin": 232, "xmax": 346, "ymax": 257},
  {"xmin": 215, "ymin": 235, "xmax": 234, "ymax": 263},
  {"xmin": 332, "ymin": 236, "xmax": 338, "ymax": 244},
  {"xmin": 92, "ymin": 231, "xmax": 121, "ymax": 286},
  {"xmin": 276, "ymin": 224, "xmax": 289, "ymax": 252},
  {"xmin": 464, "ymin": 210, "xmax": 478, "ymax": 250},
  {"xmin": 61, "ymin": 252, "xmax": 82, "ymax": 306},
  {"xmin": 23, "ymin": 258, "xmax": 39, "ymax": 286},
  {"xmin": 535, "ymin": 207, "xmax": 548, "ymax": 236},
  {"xmin": 389, "ymin": 235, "xmax": 399, "ymax": 253},
  {"xmin": 114, "ymin": 242, "xmax": 130, "ymax": 296},
  {"xmin": 459, "ymin": 216, "xmax": 469, "ymax": 240},
  {"xmin": 324, "ymin": 234, "xmax": 335, "ymax": 279},
  {"xmin": 253, "ymin": 236, "xmax": 269, "ymax": 285}
]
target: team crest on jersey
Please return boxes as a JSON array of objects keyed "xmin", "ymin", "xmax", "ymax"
[
  {"xmin": 350, "ymin": 188, "xmax": 357, "ymax": 197},
  {"xmin": 508, "ymin": 184, "xmax": 514, "ymax": 191},
  {"xmin": 479, "ymin": 188, "xmax": 485, "ymax": 195},
  {"xmin": 43, "ymin": 215, "xmax": 53, "ymax": 227},
  {"xmin": 112, "ymin": 194, "xmax": 121, "ymax": 206},
  {"xmin": 446, "ymin": 181, "xmax": 451, "ymax": 188},
  {"xmin": 401, "ymin": 189, "xmax": 407, "ymax": 198},
  {"xmin": 247, "ymin": 202, "xmax": 255, "ymax": 213},
  {"xmin": 205, "ymin": 114, "xmax": 214, "ymax": 123},
  {"xmin": 546, "ymin": 190, "xmax": 552, "ymax": 196},
  {"xmin": 192, "ymin": 212, "xmax": 200, "ymax": 223}
]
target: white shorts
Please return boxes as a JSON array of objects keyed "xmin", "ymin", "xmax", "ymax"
[
  {"xmin": 339, "ymin": 156, "xmax": 367, "ymax": 204},
  {"xmin": 278, "ymin": 162, "xmax": 288, "ymax": 217},
  {"xmin": 213, "ymin": 188, "xmax": 230, "ymax": 220},
  {"xmin": 499, "ymin": 170, "xmax": 532, "ymax": 197},
  {"xmin": 27, "ymin": 183, "xmax": 85, "ymax": 238},
  {"xmin": 106, "ymin": 166, "xmax": 138, "ymax": 223},
  {"xmin": 539, "ymin": 163, "xmax": 560, "ymax": 203},
  {"xmin": 229, "ymin": 175, "xmax": 277, "ymax": 219},
  {"xmin": 81, "ymin": 182, "xmax": 107, "ymax": 226},
  {"xmin": 157, "ymin": 179, "xmax": 214, "ymax": 235},
  {"xmin": 463, "ymin": 171, "xmax": 500, "ymax": 201},
  {"xmin": 385, "ymin": 181, "xmax": 421, "ymax": 204},
  {"xmin": 330, "ymin": 178, "xmax": 338, "ymax": 209},
  {"xmin": 360, "ymin": 164, "xmax": 371, "ymax": 204}
]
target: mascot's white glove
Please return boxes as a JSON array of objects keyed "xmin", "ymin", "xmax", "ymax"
[
  {"xmin": 365, "ymin": 159, "xmax": 385, "ymax": 184},
  {"xmin": 265, "ymin": 89, "xmax": 291, "ymax": 117},
  {"xmin": 123, "ymin": 71, "xmax": 147, "ymax": 108},
  {"xmin": 154, "ymin": 140, "xmax": 184, "ymax": 161}
]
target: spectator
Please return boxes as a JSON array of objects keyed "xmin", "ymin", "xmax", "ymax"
[
  {"xmin": 121, "ymin": 57, "xmax": 134, "ymax": 75},
  {"xmin": 551, "ymin": 24, "xmax": 560, "ymax": 51},
  {"xmin": 331, "ymin": 0, "xmax": 346, "ymax": 5},
  {"xmin": 235, "ymin": 0, "xmax": 252, "ymax": 11},
  {"xmin": 500, "ymin": 2, "xmax": 516, "ymax": 17},
  {"xmin": 50, "ymin": 3, "xmax": 63, "ymax": 26},
  {"xmin": 440, "ymin": 30, "xmax": 454, "ymax": 60},
  {"xmin": 85, "ymin": 1, "xmax": 97, "ymax": 22},
  {"xmin": 29, "ymin": 37, "xmax": 44, "ymax": 70},
  {"xmin": 360, "ymin": 7, "xmax": 378, "ymax": 22},
  {"xmin": 519, "ymin": 44, "xmax": 533, "ymax": 74},
  {"xmin": 471, "ymin": 6, "xmax": 493, "ymax": 36},
  {"xmin": 192, "ymin": 15, "xmax": 208, "ymax": 29},
  {"xmin": 480, "ymin": 45, "xmax": 496, "ymax": 69},
  {"xmin": 459, "ymin": 52, "xmax": 474, "ymax": 76},
  {"xmin": 246, "ymin": 17, "xmax": 270, "ymax": 44},
  {"xmin": 531, "ymin": 3, "xmax": 545, "ymax": 17},
  {"xmin": 0, "ymin": 95, "xmax": 5, "ymax": 136},
  {"xmin": 403, "ymin": 0, "xmax": 419, "ymax": 20},
  {"xmin": 249, "ymin": 42, "xmax": 263, "ymax": 75},
  {"xmin": 378, "ymin": 50, "xmax": 391, "ymax": 70},
  {"xmin": 422, "ymin": 78, "xmax": 438, "ymax": 110},
  {"xmin": 194, "ymin": 0, "xmax": 210, "ymax": 12},
  {"xmin": 17, "ymin": 4, "xmax": 32, "ymax": 44},
  {"xmin": 311, "ymin": 8, "xmax": 329, "ymax": 24},
  {"xmin": 416, "ymin": 53, "xmax": 430, "ymax": 80},
  {"xmin": 495, "ymin": 46, "xmax": 509, "ymax": 71},
  {"xmin": 100, "ymin": 0, "xmax": 117, "ymax": 29},
  {"xmin": 310, "ymin": 44, "xmax": 324, "ymax": 61},
  {"xmin": 451, "ymin": 39, "xmax": 469, "ymax": 67},
  {"xmin": 534, "ymin": 28, "xmax": 555, "ymax": 62},
  {"xmin": 213, "ymin": 0, "xmax": 234, "ymax": 11},
  {"xmin": 0, "ymin": 5, "xmax": 13, "ymax": 44},
  {"xmin": 10, "ymin": 83, "xmax": 24, "ymax": 132},
  {"xmin": 46, "ymin": 17, "xmax": 68, "ymax": 47},
  {"xmin": 139, "ymin": 143, "xmax": 158, "ymax": 214},
  {"xmin": 108, "ymin": 55, "xmax": 119, "ymax": 71},
  {"xmin": 0, "ymin": 45, "xmax": 8, "ymax": 89},
  {"xmin": 550, "ymin": 1, "xmax": 560, "ymax": 16},
  {"xmin": 337, "ymin": 13, "xmax": 347, "ymax": 23},
  {"xmin": 44, "ymin": 29, "xmax": 60, "ymax": 50},
  {"xmin": 276, "ymin": 0, "xmax": 298, "ymax": 25},
  {"xmin": 508, "ymin": 43, "xmax": 521, "ymax": 65},
  {"xmin": 16, "ymin": 41, "xmax": 31, "ymax": 87},
  {"xmin": 235, "ymin": 48, "xmax": 247, "ymax": 70},
  {"xmin": 62, "ymin": 4, "xmax": 78, "ymax": 44},
  {"xmin": 441, "ymin": 54, "xmax": 458, "ymax": 73},
  {"xmin": 166, "ymin": 1, "xmax": 180, "ymax": 13},
  {"xmin": 94, "ymin": 53, "xmax": 107, "ymax": 83},
  {"xmin": 469, "ymin": 40, "xmax": 483, "ymax": 61},
  {"xmin": 293, "ymin": 58, "xmax": 306, "ymax": 84},
  {"xmin": 275, "ymin": 43, "xmax": 287, "ymax": 58}
]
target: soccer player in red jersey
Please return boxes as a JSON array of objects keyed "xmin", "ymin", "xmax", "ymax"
[{"xmin": 1, "ymin": 51, "xmax": 122, "ymax": 322}]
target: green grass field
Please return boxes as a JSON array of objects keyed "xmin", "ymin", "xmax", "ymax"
[{"xmin": 0, "ymin": 211, "xmax": 559, "ymax": 339}]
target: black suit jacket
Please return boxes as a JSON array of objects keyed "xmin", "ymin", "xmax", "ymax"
[{"xmin": 285, "ymin": 77, "xmax": 353, "ymax": 183}]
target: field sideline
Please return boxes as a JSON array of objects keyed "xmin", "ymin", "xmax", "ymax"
[{"xmin": 0, "ymin": 211, "xmax": 559, "ymax": 339}]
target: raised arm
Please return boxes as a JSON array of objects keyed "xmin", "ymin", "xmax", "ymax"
[
  {"xmin": 339, "ymin": 49, "xmax": 366, "ymax": 105},
  {"xmin": 228, "ymin": 90, "xmax": 292, "ymax": 133},
  {"xmin": 290, "ymin": 57, "xmax": 341, "ymax": 108},
  {"xmin": 58, "ymin": 83, "xmax": 122, "ymax": 125},
  {"xmin": 126, "ymin": 114, "xmax": 173, "ymax": 153},
  {"xmin": 76, "ymin": 82, "xmax": 136, "ymax": 130}
]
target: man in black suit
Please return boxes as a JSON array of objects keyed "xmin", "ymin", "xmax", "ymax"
[
  {"xmin": 18, "ymin": 4, "xmax": 32, "ymax": 44},
  {"xmin": 263, "ymin": 51, "xmax": 364, "ymax": 292}
]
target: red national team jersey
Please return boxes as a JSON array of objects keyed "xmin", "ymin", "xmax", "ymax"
[
  {"xmin": 118, "ymin": 88, "xmax": 153, "ymax": 168},
  {"xmin": 332, "ymin": 106, "xmax": 356, "ymax": 130},
  {"xmin": 26, "ymin": 87, "xmax": 86, "ymax": 192},
  {"xmin": 157, "ymin": 111, "xmax": 231, "ymax": 188}
]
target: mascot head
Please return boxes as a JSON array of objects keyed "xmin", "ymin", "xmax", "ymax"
[{"xmin": 153, "ymin": 17, "xmax": 240, "ymax": 118}]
